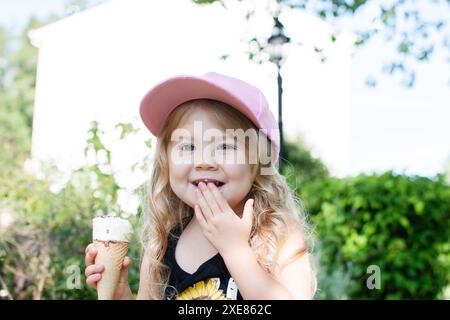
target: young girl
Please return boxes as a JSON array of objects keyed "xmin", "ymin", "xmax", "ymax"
[{"xmin": 85, "ymin": 72, "xmax": 317, "ymax": 300}]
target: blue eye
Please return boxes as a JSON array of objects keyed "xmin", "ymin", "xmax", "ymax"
[
  {"xmin": 219, "ymin": 143, "xmax": 237, "ymax": 150},
  {"xmin": 179, "ymin": 143, "xmax": 195, "ymax": 151}
]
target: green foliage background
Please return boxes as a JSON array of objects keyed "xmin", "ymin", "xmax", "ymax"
[{"xmin": 301, "ymin": 172, "xmax": 450, "ymax": 299}]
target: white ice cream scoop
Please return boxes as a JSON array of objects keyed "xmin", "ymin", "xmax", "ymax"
[
  {"xmin": 92, "ymin": 216, "xmax": 133, "ymax": 242},
  {"xmin": 92, "ymin": 216, "xmax": 133, "ymax": 300}
]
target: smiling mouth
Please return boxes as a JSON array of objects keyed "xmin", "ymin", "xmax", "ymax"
[{"xmin": 191, "ymin": 181, "xmax": 226, "ymax": 188}]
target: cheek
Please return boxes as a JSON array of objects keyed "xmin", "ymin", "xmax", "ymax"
[
  {"xmin": 223, "ymin": 161, "xmax": 253, "ymax": 179},
  {"xmin": 168, "ymin": 163, "xmax": 191, "ymax": 194},
  {"xmin": 222, "ymin": 164, "xmax": 254, "ymax": 196},
  {"xmin": 169, "ymin": 169, "xmax": 195, "ymax": 206}
]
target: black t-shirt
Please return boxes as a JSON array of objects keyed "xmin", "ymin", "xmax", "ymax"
[{"xmin": 164, "ymin": 223, "xmax": 243, "ymax": 300}]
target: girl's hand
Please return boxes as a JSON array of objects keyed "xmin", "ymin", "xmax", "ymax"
[
  {"xmin": 84, "ymin": 243, "xmax": 133, "ymax": 300},
  {"xmin": 194, "ymin": 182, "xmax": 254, "ymax": 257}
]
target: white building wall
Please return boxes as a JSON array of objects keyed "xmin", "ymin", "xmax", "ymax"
[{"xmin": 27, "ymin": 0, "xmax": 354, "ymax": 210}]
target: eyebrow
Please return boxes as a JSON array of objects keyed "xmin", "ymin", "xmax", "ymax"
[
  {"xmin": 169, "ymin": 134, "xmax": 237, "ymax": 144},
  {"xmin": 173, "ymin": 132, "xmax": 236, "ymax": 138}
]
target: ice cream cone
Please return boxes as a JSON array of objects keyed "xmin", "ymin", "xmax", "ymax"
[
  {"xmin": 92, "ymin": 216, "xmax": 133, "ymax": 300},
  {"xmin": 94, "ymin": 240, "xmax": 128, "ymax": 300}
]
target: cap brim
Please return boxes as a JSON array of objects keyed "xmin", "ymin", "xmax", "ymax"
[{"xmin": 139, "ymin": 75, "xmax": 259, "ymax": 136}]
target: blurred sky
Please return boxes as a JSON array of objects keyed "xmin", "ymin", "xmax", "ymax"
[
  {"xmin": 1, "ymin": 0, "xmax": 449, "ymax": 178},
  {"xmin": 0, "ymin": 0, "xmax": 69, "ymax": 32}
]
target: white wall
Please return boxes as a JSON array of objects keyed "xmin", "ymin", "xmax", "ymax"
[{"xmin": 27, "ymin": 0, "xmax": 354, "ymax": 211}]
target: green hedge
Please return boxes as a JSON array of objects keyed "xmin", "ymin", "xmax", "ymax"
[{"xmin": 301, "ymin": 171, "xmax": 450, "ymax": 299}]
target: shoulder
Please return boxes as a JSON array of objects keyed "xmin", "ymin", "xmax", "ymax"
[
  {"xmin": 277, "ymin": 223, "xmax": 308, "ymax": 268},
  {"xmin": 273, "ymin": 222, "xmax": 316, "ymax": 299}
]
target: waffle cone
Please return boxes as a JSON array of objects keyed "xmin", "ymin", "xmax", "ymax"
[{"xmin": 93, "ymin": 240, "xmax": 128, "ymax": 300}]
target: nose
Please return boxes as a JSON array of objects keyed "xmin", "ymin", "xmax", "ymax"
[{"xmin": 194, "ymin": 144, "xmax": 218, "ymax": 170}]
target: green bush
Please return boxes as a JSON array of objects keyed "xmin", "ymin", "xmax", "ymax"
[
  {"xmin": 0, "ymin": 170, "xmax": 143, "ymax": 300},
  {"xmin": 301, "ymin": 171, "xmax": 450, "ymax": 299},
  {"xmin": 281, "ymin": 138, "xmax": 330, "ymax": 192}
]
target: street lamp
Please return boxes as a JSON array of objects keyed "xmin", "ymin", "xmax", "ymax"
[{"xmin": 267, "ymin": 16, "xmax": 290, "ymax": 173}]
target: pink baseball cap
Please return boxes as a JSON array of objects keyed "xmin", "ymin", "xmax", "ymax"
[{"xmin": 139, "ymin": 72, "xmax": 280, "ymax": 159}]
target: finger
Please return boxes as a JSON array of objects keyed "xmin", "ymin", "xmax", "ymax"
[
  {"xmin": 85, "ymin": 264, "xmax": 104, "ymax": 277},
  {"xmin": 122, "ymin": 256, "xmax": 132, "ymax": 268},
  {"xmin": 207, "ymin": 182, "xmax": 232, "ymax": 213},
  {"xmin": 196, "ymin": 186, "xmax": 214, "ymax": 219},
  {"xmin": 194, "ymin": 204, "xmax": 209, "ymax": 228},
  {"xmin": 85, "ymin": 243, "xmax": 94, "ymax": 254},
  {"xmin": 198, "ymin": 182, "xmax": 221, "ymax": 214},
  {"xmin": 86, "ymin": 273, "xmax": 102, "ymax": 288},
  {"xmin": 119, "ymin": 258, "xmax": 131, "ymax": 284},
  {"xmin": 86, "ymin": 273, "xmax": 101, "ymax": 288},
  {"xmin": 85, "ymin": 246, "xmax": 97, "ymax": 266}
]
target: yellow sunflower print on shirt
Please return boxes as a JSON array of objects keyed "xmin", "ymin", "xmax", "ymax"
[{"xmin": 175, "ymin": 278, "xmax": 231, "ymax": 300}]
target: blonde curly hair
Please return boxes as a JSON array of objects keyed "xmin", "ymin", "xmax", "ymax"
[{"xmin": 139, "ymin": 99, "xmax": 317, "ymax": 299}]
